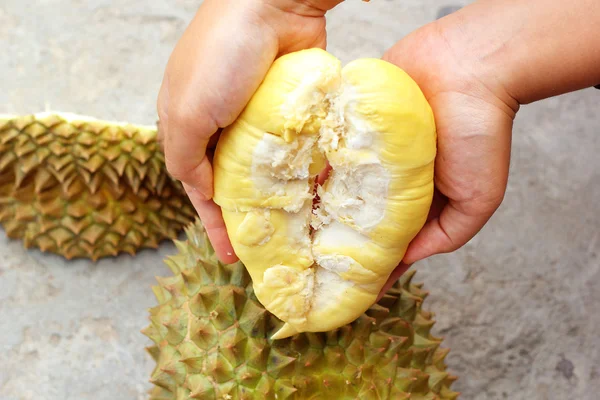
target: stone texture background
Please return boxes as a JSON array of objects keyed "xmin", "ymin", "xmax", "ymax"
[{"xmin": 1, "ymin": 1, "xmax": 599, "ymax": 399}]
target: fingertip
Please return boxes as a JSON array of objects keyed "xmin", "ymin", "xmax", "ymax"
[
  {"xmin": 183, "ymin": 192, "xmax": 238, "ymax": 263},
  {"xmin": 403, "ymin": 201, "xmax": 488, "ymax": 264},
  {"xmin": 402, "ymin": 220, "xmax": 447, "ymax": 265},
  {"xmin": 402, "ymin": 243, "xmax": 427, "ymax": 266},
  {"xmin": 210, "ymin": 230, "xmax": 239, "ymax": 264},
  {"xmin": 204, "ymin": 224, "xmax": 238, "ymax": 264}
]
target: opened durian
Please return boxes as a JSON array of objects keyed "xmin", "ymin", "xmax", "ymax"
[
  {"xmin": 144, "ymin": 218, "xmax": 458, "ymax": 400},
  {"xmin": 0, "ymin": 113, "xmax": 195, "ymax": 260},
  {"xmin": 0, "ymin": 45, "xmax": 453, "ymax": 399},
  {"xmin": 213, "ymin": 48, "xmax": 437, "ymax": 338}
]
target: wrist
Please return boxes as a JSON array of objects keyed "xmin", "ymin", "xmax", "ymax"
[{"xmin": 430, "ymin": 13, "xmax": 521, "ymax": 114}]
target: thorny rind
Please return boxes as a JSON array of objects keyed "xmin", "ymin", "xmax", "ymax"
[
  {"xmin": 0, "ymin": 113, "xmax": 195, "ymax": 260},
  {"xmin": 143, "ymin": 218, "xmax": 460, "ymax": 400}
]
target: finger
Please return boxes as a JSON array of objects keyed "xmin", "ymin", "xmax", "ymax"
[
  {"xmin": 157, "ymin": 61, "xmax": 217, "ymax": 202},
  {"xmin": 163, "ymin": 99, "xmax": 215, "ymax": 198},
  {"xmin": 183, "ymin": 182, "xmax": 239, "ymax": 264},
  {"xmin": 402, "ymin": 198, "xmax": 499, "ymax": 265},
  {"xmin": 405, "ymin": 99, "xmax": 512, "ymax": 263},
  {"xmin": 376, "ymin": 262, "xmax": 412, "ymax": 302}
]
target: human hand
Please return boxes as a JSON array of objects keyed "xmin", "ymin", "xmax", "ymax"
[
  {"xmin": 377, "ymin": 20, "xmax": 520, "ymax": 297},
  {"xmin": 157, "ymin": 0, "xmax": 345, "ymax": 263}
]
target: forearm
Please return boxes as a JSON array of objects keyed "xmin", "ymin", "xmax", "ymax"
[{"xmin": 438, "ymin": 0, "xmax": 600, "ymax": 104}]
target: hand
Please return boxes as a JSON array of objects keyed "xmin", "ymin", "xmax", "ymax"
[
  {"xmin": 377, "ymin": 21, "xmax": 520, "ymax": 298},
  {"xmin": 157, "ymin": 0, "xmax": 344, "ymax": 263}
]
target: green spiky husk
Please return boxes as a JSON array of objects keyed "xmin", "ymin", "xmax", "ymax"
[
  {"xmin": 143, "ymin": 219, "xmax": 460, "ymax": 400},
  {"xmin": 0, "ymin": 113, "xmax": 195, "ymax": 260}
]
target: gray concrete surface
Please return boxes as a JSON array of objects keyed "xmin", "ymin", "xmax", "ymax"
[{"xmin": 1, "ymin": 1, "xmax": 599, "ymax": 399}]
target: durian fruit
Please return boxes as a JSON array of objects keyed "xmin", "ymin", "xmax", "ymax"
[
  {"xmin": 143, "ymin": 218, "xmax": 459, "ymax": 400},
  {"xmin": 0, "ymin": 112, "xmax": 195, "ymax": 260},
  {"xmin": 212, "ymin": 48, "xmax": 437, "ymax": 338}
]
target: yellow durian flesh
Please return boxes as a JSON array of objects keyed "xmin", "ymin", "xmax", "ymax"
[{"xmin": 213, "ymin": 48, "xmax": 436, "ymax": 339}]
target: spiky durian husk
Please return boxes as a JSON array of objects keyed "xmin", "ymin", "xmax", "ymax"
[
  {"xmin": 143, "ymin": 219, "xmax": 460, "ymax": 400},
  {"xmin": 0, "ymin": 113, "xmax": 195, "ymax": 260}
]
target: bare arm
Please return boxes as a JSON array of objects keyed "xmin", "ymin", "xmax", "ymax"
[{"xmin": 439, "ymin": 0, "xmax": 600, "ymax": 105}]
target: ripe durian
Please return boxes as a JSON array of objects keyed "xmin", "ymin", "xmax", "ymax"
[
  {"xmin": 213, "ymin": 48, "xmax": 437, "ymax": 338},
  {"xmin": 143, "ymin": 218, "xmax": 459, "ymax": 400},
  {"xmin": 0, "ymin": 112, "xmax": 195, "ymax": 260}
]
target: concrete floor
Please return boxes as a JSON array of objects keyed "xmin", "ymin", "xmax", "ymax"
[{"xmin": 1, "ymin": 1, "xmax": 599, "ymax": 399}]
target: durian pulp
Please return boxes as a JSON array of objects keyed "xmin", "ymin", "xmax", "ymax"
[{"xmin": 213, "ymin": 48, "xmax": 436, "ymax": 339}]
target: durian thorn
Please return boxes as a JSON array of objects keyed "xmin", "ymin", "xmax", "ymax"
[
  {"xmin": 182, "ymin": 301, "xmax": 193, "ymax": 341},
  {"xmin": 4, "ymin": 220, "xmax": 22, "ymax": 238},
  {"xmin": 401, "ymin": 269, "xmax": 418, "ymax": 285},
  {"xmin": 160, "ymin": 366, "xmax": 177, "ymax": 376},
  {"xmin": 145, "ymin": 345, "xmax": 160, "ymax": 362},
  {"xmin": 434, "ymin": 347, "xmax": 451, "ymax": 362}
]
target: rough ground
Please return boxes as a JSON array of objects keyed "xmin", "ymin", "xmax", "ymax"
[{"xmin": 1, "ymin": 1, "xmax": 599, "ymax": 399}]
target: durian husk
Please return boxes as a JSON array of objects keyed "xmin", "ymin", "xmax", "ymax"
[
  {"xmin": 143, "ymin": 218, "xmax": 460, "ymax": 400},
  {"xmin": 0, "ymin": 112, "xmax": 195, "ymax": 260}
]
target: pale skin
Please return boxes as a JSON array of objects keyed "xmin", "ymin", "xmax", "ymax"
[{"xmin": 157, "ymin": 0, "xmax": 600, "ymax": 298}]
